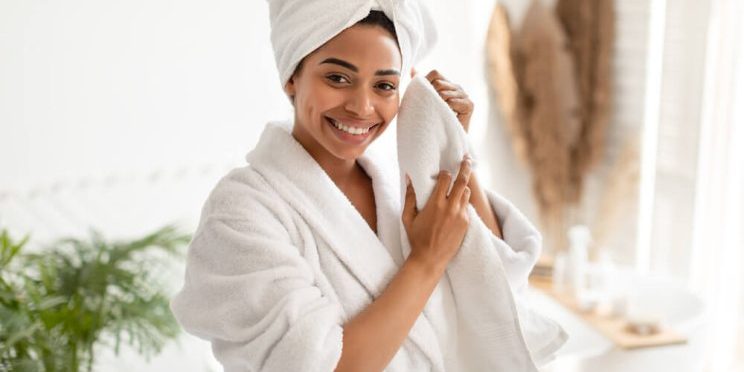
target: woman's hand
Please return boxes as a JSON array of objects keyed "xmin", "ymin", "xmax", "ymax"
[
  {"xmin": 401, "ymin": 155, "xmax": 473, "ymax": 271},
  {"xmin": 425, "ymin": 70, "xmax": 474, "ymax": 133},
  {"xmin": 407, "ymin": 68, "xmax": 503, "ymax": 240}
]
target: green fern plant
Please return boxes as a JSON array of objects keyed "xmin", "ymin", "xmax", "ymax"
[{"xmin": 0, "ymin": 225, "xmax": 191, "ymax": 372}]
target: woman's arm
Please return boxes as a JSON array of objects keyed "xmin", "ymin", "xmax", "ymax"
[
  {"xmin": 421, "ymin": 70, "xmax": 502, "ymax": 239},
  {"xmin": 337, "ymin": 159, "xmax": 473, "ymax": 372},
  {"xmin": 467, "ymin": 169, "xmax": 503, "ymax": 239},
  {"xmin": 335, "ymin": 255, "xmax": 446, "ymax": 372}
]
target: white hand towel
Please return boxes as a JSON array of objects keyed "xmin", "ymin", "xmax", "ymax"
[
  {"xmin": 396, "ymin": 74, "xmax": 568, "ymax": 370},
  {"xmin": 266, "ymin": 0, "xmax": 438, "ymax": 90}
]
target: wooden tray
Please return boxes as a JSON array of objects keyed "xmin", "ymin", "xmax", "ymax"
[{"xmin": 529, "ymin": 276, "xmax": 688, "ymax": 350}]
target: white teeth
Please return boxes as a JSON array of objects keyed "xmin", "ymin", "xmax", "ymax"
[{"xmin": 328, "ymin": 118, "xmax": 375, "ymax": 135}]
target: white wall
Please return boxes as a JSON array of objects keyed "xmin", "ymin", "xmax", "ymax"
[{"xmin": 0, "ymin": 0, "xmax": 286, "ymax": 193}]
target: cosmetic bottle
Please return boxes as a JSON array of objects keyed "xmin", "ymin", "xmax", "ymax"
[{"xmin": 568, "ymin": 225, "xmax": 591, "ymax": 299}]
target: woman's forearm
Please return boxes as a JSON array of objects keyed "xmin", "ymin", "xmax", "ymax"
[
  {"xmin": 467, "ymin": 171, "xmax": 503, "ymax": 239},
  {"xmin": 335, "ymin": 257, "xmax": 446, "ymax": 372}
]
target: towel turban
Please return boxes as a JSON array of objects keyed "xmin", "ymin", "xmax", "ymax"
[{"xmin": 266, "ymin": 0, "xmax": 438, "ymax": 91}]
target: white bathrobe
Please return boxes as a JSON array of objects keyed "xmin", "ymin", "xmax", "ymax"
[{"xmin": 170, "ymin": 119, "xmax": 565, "ymax": 371}]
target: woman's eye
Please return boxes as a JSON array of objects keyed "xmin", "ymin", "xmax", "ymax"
[
  {"xmin": 378, "ymin": 82, "xmax": 397, "ymax": 91},
  {"xmin": 327, "ymin": 74, "xmax": 349, "ymax": 84}
]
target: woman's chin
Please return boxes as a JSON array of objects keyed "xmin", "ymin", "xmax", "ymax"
[{"xmin": 329, "ymin": 146, "xmax": 365, "ymax": 161}]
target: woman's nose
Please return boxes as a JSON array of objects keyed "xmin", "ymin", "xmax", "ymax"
[{"xmin": 344, "ymin": 87, "xmax": 375, "ymax": 117}]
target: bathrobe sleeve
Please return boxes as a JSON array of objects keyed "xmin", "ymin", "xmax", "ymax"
[
  {"xmin": 481, "ymin": 188, "xmax": 568, "ymax": 365},
  {"xmin": 482, "ymin": 187, "xmax": 542, "ymax": 295},
  {"xmin": 170, "ymin": 179, "xmax": 345, "ymax": 372}
]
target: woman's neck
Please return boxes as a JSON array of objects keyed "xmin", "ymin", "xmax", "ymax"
[{"xmin": 291, "ymin": 124, "xmax": 364, "ymax": 189}]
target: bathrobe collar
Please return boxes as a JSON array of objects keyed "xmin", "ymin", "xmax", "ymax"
[{"xmin": 245, "ymin": 119, "xmax": 445, "ymax": 371}]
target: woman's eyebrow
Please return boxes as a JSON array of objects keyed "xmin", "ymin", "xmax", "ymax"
[{"xmin": 319, "ymin": 57, "xmax": 400, "ymax": 76}]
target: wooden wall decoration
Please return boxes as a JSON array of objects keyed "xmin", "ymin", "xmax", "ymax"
[{"xmin": 486, "ymin": 0, "xmax": 615, "ymax": 253}]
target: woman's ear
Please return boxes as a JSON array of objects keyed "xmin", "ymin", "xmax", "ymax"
[
  {"xmin": 284, "ymin": 77, "xmax": 296, "ymax": 98},
  {"xmin": 283, "ymin": 77, "xmax": 297, "ymax": 105}
]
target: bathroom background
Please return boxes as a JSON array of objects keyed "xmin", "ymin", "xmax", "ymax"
[{"xmin": 1, "ymin": 0, "xmax": 742, "ymax": 371}]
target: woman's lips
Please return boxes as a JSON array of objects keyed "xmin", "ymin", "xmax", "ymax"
[{"xmin": 325, "ymin": 117, "xmax": 380, "ymax": 145}]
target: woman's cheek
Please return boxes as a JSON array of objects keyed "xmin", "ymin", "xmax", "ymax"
[
  {"xmin": 384, "ymin": 98, "xmax": 399, "ymax": 122},
  {"xmin": 314, "ymin": 85, "xmax": 345, "ymax": 107}
]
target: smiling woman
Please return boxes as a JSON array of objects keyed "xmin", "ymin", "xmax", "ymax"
[
  {"xmin": 170, "ymin": 2, "xmax": 561, "ymax": 372},
  {"xmin": 284, "ymin": 11, "xmax": 402, "ymax": 163}
]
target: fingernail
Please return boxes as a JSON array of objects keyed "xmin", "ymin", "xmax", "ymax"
[{"xmin": 406, "ymin": 173, "xmax": 411, "ymax": 186}]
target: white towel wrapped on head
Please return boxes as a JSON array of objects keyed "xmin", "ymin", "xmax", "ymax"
[{"xmin": 266, "ymin": 0, "xmax": 438, "ymax": 90}]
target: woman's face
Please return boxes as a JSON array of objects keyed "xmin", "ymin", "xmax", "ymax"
[{"xmin": 284, "ymin": 24, "xmax": 402, "ymax": 161}]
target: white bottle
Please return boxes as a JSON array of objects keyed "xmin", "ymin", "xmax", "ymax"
[
  {"xmin": 552, "ymin": 252, "xmax": 568, "ymax": 293},
  {"xmin": 567, "ymin": 225, "xmax": 591, "ymax": 299}
]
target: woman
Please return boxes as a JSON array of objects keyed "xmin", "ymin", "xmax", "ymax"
[{"xmin": 171, "ymin": 2, "xmax": 564, "ymax": 371}]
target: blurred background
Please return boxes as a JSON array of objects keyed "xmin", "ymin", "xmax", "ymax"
[{"xmin": 0, "ymin": 0, "xmax": 741, "ymax": 371}]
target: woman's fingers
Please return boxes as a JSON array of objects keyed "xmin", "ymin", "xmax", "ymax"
[
  {"xmin": 431, "ymin": 170, "xmax": 453, "ymax": 202},
  {"xmin": 431, "ymin": 80, "xmax": 462, "ymax": 93},
  {"xmin": 425, "ymin": 69, "xmax": 448, "ymax": 86},
  {"xmin": 426, "ymin": 70, "xmax": 463, "ymax": 93},
  {"xmin": 425, "ymin": 69, "xmax": 474, "ymax": 133},
  {"xmin": 402, "ymin": 174, "xmax": 418, "ymax": 227},
  {"xmin": 426, "ymin": 70, "xmax": 459, "ymax": 93},
  {"xmin": 460, "ymin": 186, "xmax": 472, "ymax": 206},
  {"xmin": 448, "ymin": 156, "xmax": 472, "ymax": 209},
  {"xmin": 437, "ymin": 89, "xmax": 467, "ymax": 101},
  {"xmin": 447, "ymin": 98, "xmax": 474, "ymax": 116}
]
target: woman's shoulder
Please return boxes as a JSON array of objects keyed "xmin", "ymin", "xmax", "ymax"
[{"xmin": 200, "ymin": 164, "xmax": 290, "ymax": 224}]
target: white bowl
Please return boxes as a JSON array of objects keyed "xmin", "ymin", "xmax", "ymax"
[{"xmin": 530, "ymin": 267, "xmax": 708, "ymax": 372}]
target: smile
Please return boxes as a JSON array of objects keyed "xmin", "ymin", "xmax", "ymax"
[
  {"xmin": 326, "ymin": 117, "xmax": 379, "ymax": 134},
  {"xmin": 324, "ymin": 116, "xmax": 381, "ymax": 145}
]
